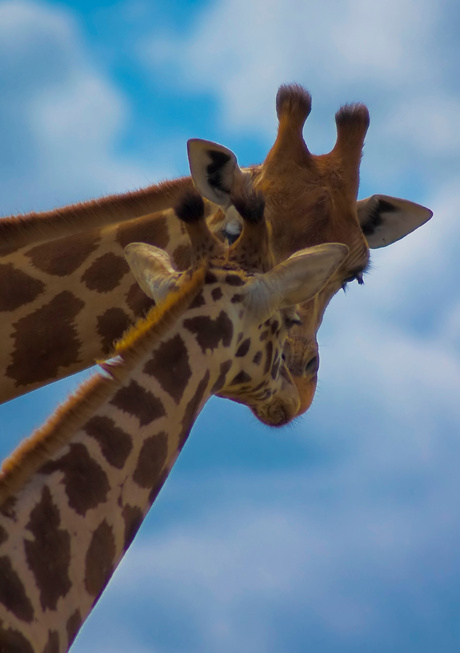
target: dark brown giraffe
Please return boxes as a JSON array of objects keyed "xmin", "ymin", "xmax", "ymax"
[
  {"xmin": 0, "ymin": 84, "xmax": 432, "ymax": 412},
  {"xmin": 0, "ymin": 188, "xmax": 347, "ymax": 652}
]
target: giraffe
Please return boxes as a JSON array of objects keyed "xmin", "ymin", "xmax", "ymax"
[
  {"xmin": 0, "ymin": 187, "xmax": 348, "ymax": 652},
  {"xmin": 0, "ymin": 84, "xmax": 432, "ymax": 412}
]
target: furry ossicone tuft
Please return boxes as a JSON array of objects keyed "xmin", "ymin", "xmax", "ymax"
[
  {"xmin": 174, "ymin": 189, "xmax": 205, "ymax": 223},
  {"xmin": 276, "ymin": 84, "xmax": 312, "ymax": 126},
  {"xmin": 335, "ymin": 103, "xmax": 370, "ymax": 130}
]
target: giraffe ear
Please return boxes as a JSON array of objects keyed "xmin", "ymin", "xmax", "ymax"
[
  {"xmin": 357, "ymin": 195, "xmax": 433, "ymax": 249},
  {"xmin": 124, "ymin": 243, "xmax": 179, "ymax": 302},
  {"xmin": 245, "ymin": 243, "xmax": 349, "ymax": 322},
  {"xmin": 187, "ymin": 139, "xmax": 245, "ymax": 207}
]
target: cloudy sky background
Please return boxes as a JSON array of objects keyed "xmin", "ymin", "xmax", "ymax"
[{"xmin": 1, "ymin": 0, "xmax": 460, "ymax": 650}]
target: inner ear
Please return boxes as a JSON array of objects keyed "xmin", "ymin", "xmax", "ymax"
[
  {"xmin": 124, "ymin": 243, "xmax": 178, "ymax": 302},
  {"xmin": 187, "ymin": 139, "xmax": 240, "ymax": 207}
]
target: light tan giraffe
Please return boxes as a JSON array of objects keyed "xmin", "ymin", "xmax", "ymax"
[
  {"xmin": 0, "ymin": 187, "xmax": 348, "ymax": 652},
  {"xmin": 0, "ymin": 84, "xmax": 432, "ymax": 412}
]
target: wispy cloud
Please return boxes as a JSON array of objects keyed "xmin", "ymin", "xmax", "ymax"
[
  {"xmin": 141, "ymin": 0, "xmax": 439, "ymax": 127},
  {"xmin": 76, "ymin": 466, "xmax": 460, "ymax": 652},
  {"xmin": 140, "ymin": 0, "xmax": 459, "ymax": 194},
  {"xmin": 0, "ymin": 1, "xmax": 163, "ymax": 214}
]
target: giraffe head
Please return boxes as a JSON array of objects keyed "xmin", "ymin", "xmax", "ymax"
[
  {"xmin": 125, "ymin": 188, "xmax": 348, "ymax": 426},
  {"xmin": 187, "ymin": 84, "xmax": 432, "ymax": 415}
]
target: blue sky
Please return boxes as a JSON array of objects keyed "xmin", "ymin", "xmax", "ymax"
[{"xmin": 1, "ymin": 0, "xmax": 460, "ymax": 651}]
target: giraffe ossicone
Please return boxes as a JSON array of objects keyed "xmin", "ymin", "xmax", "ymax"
[{"xmin": 0, "ymin": 186, "xmax": 347, "ymax": 652}]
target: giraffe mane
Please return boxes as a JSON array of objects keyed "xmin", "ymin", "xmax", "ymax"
[
  {"xmin": 0, "ymin": 176, "xmax": 194, "ymax": 251},
  {"xmin": 0, "ymin": 266, "xmax": 206, "ymax": 507}
]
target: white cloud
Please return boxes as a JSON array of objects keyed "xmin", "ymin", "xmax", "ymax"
[
  {"xmin": 74, "ymin": 467, "xmax": 460, "ymax": 652},
  {"xmin": 384, "ymin": 94, "xmax": 460, "ymax": 155},
  {"xmin": 0, "ymin": 1, "xmax": 164, "ymax": 215},
  {"xmin": 141, "ymin": 0, "xmax": 439, "ymax": 134}
]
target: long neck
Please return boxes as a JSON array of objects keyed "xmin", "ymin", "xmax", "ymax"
[
  {"xmin": 0, "ymin": 209, "xmax": 195, "ymax": 405},
  {"xmin": 0, "ymin": 176, "xmax": 194, "ymax": 251},
  {"xmin": 0, "ymin": 270, "xmax": 232, "ymax": 652}
]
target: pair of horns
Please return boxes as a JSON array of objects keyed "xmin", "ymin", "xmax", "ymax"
[{"xmin": 269, "ymin": 84, "xmax": 370, "ymax": 167}]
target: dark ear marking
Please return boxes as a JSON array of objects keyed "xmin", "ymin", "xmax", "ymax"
[
  {"xmin": 206, "ymin": 150, "xmax": 232, "ymax": 192},
  {"xmin": 361, "ymin": 198, "xmax": 397, "ymax": 236}
]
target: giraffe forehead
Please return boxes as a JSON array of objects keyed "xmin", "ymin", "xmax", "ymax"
[{"xmin": 253, "ymin": 151, "xmax": 368, "ymax": 261}]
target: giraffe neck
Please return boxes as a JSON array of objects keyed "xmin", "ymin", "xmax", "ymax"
[
  {"xmin": 0, "ymin": 267, "xmax": 239, "ymax": 652},
  {"xmin": 0, "ymin": 176, "xmax": 194, "ymax": 251},
  {"xmin": 0, "ymin": 208, "xmax": 201, "ymax": 404}
]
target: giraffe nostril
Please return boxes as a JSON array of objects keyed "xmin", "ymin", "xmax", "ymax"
[{"xmin": 305, "ymin": 355, "xmax": 319, "ymax": 375}]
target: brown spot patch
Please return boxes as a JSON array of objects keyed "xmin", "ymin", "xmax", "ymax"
[
  {"xmin": 81, "ymin": 252, "xmax": 128, "ymax": 293},
  {"xmin": 116, "ymin": 214, "xmax": 170, "ymax": 249},
  {"xmin": 133, "ymin": 432, "xmax": 168, "ymax": 489},
  {"xmin": 189, "ymin": 291, "xmax": 206, "ymax": 309},
  {"xmin": 211, "ymin": 287, "xmax": 223, "ymax": 301},
  {"xmin": 143, "ymin": 335, "xmax": 191, "ymax": 403},
  {"xmin": 110, "ymin": 380, "xmax": 166, "ymax": 426},
  {"xmin": 236, "ymin": 338, "xmax": 251, "ymax": 358},
  {"xmin": 122, "ymin": 505, "xmax": 144, "ymax": 551},
  {"xmin": 86, "ymin": 415, "xmax": 133, "ymax": 469},
  {"xmin": 264, "ymin": 341, "xmax": 274, "ymax": 375},
  {"xmin": 0, "ymin": 624, "xmax": 34, "ymax": 653},
  {"xmin": 66, "ymin": 609, "xmax": 82, "ymax": 648},
  {"xmin": 0, "ymin": 264, "xmax": 44, "ymax": 312},
  {"xmin": 178, "ymin": 371, "xmax": 210, "ymax": 449},
  {"xmin": 184, "ymin": 311, "xmax": 233, "ymax": 353},
  {"xmin": 97, "ymin": 308, "xmax": 132, "ymax": 355},
  {"xmin": 225, "ymin": 274, "xmax": 245, "ymax": 286},
  {"xmin": 126, "ymin": 282, "xmax": 156, "ymax": 318},
  {"xmin": 253, "ymin": 351, "xmax": 262, "ymax": 365},
  {"xmin": 26, "ymin": 230, "xmax": 100, "ymax": 277},
  {"xmin": 205, "ymin": 271, "xmax": 218, "ymax": 284},
  {"xmin": 43, "ymin": 630, "xmax": 60, "ymax": 653},
  {"xmin": 231, "ymin": 293, "xmax": 244, "ymax": 304},
  {"xmin": 0, "ymin": 525, "xmax": 7, "ymax": 546},
  {"xmin": 230, "ymin": 371, "xmax": 252, "ymax": 385},
  {"xmin": 85, "ymin": 520, "xmax": 116, "ymax": 600},
  {"xmin": 7, "ymin": 291, "xmax": 84, "ymax": 386},
  {"xmin": 24, "ymin": 486, "xmax": 71, "ymax": 611},
  {"xmin": 0, "ymin": 557, "xmax": 34, "ymax": 622},
  {"xmin": 0, "ymin": 496, "xmax": 17, "ymax": 519},
  {"xmin": 40, "ymin": 443, "xmax": 109, "ymax": 517},
  {"xmin": 211, "ymin": 360, "xmax": 232, "ymax": 393}
]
